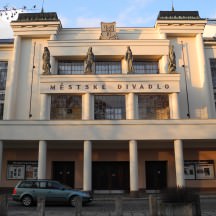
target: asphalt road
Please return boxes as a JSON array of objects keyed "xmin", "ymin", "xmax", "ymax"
[{"xmin": 5, "ymin": 196, "xmax": 216, "ymax": 216}]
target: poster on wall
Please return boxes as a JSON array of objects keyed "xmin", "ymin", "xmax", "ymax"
[
  {"xmin": 7, "ymin": 161, "xmax": 38, "ymax": 180},
  {"xmin": 184, "ymin": 160, "xmax": 215, "ymax": 180},
  {"xmin": 195, "ymin": 163, "xmax": 215, "ymax": 179},
  {"xmin": 7, "ymin": 164, "xmax": 25, "ymax": 179},
  {"xmin": 184, "ymin": 163, "xmax": 195, "ymax": 180}
]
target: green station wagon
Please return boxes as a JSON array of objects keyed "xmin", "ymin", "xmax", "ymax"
[{"xmin": 12, "ymin": 180, "xmax": 93, "ymax": 207}]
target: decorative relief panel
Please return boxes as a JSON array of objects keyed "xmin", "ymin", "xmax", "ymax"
[{"xmin": 99, "ymin": 22, "xmax": 118, "ymax": 40}]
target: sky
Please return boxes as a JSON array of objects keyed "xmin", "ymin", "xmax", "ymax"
[{"xmin": 0, "ymin": 0, "xmax": 216, "ymax": 39}]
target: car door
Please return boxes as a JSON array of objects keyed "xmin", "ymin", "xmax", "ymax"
[
  {"xmin": 34, "ymin": 181, "xmax": 49, "ymax": 200},
  {"xmin": 46, "ymin": 181, "xmax": 69, "ymax": 203}
]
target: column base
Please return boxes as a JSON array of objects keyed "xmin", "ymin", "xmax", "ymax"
[
  {"xmin": 129, "ymin": 191, "xmax": 139, "ymax": 198},
  {"xmin": 83, "ymin": 190, "xmax": 92, "ymax": 194}
]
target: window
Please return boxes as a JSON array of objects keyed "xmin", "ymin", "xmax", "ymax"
[
  {"xmin": 7, "ymin": 161, "xmax": 38, "ymax": 180},
  {"xmin": 210, "ymin": 59, "xmax": 216, "ymax": 89},
  {"xmin": 58, "ymin": 61, "xmax": 84, "ymax": 75},
  {"xmin": 19, "ymin": 181, "xmax": 34, "ymax": 188},
  {"xmin": 134, "ymin": 61, "xmax": 159, "ymax": 74},
  {"xmin": 210, "ymin": 59, "xmax": 216, "ymax": 110},
  {"xmin": 184, "ymin": 160, "xmax": 215, "ymax": 180},
  {"xmin": 214, "ymin": 93, "xmax": 216, "ymax": 109},
  {"xmin": 0, "ymin": 61, "xmax": 7, "ymax": 90},
  {"xmin": 96, "ymin": 62, "xmax": 121, "ymax": 74},
  {"xmin": 50, "ymin": 95, "xmax": 82, "ymax": 120},
  {"xmin": 0, "ymin": 99, "xmax": 4, "ymax": 120},
  {"xmin": 39, "ymin": 181, "xmax": 47, "ymax": 189},
  {"xmin": 47, "ymin": 181, "xmax": 63, "ymax": 190},
  {"xmin": 0, "ymin": 61, "xmax": 8, "ymax": 120},
  {"xmin": 94, "ymin": 95, "xmax": 126, "ymax": 120},
  {"xmin": 138, "ymin": 95, "xmax": 170, "ymax": 119}
]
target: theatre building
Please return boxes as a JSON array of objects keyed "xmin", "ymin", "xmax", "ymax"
[{"xmin": 0, "ymin": 10, "xmax": 216, "ymax": 193}]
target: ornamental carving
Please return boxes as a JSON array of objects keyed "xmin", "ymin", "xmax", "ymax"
[
  {"xmin": 125, "ymin": 46, "xmax": 134, "ymax": 73},
  {"xmin": 85, "ymin": 47, "xmax": 95, "ymax": 74},
  {"xmin": 99, "ymin": 22, "xmax": 118, "ymax": 40},
  {"xmin": 42, "ymin": 47, "xmax": 51, "ymax": 75},
  {"xmin": 168, "ymin": 45, "xmax": 176, "ymax": 73}
]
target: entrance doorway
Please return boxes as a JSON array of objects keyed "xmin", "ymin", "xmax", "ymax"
[
  {"xmin": 52, "ymin": 161, "xmax": 75, "ymax": 187},
  {"xmin": 92, "ymin": 162, "xmax": 129, "ymax": 191},
  {"xmin": 145, "ymin": 161, "xmax": 167, "ymax": 190}
]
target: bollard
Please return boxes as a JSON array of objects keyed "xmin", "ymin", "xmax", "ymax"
[
  {"xmin": 37, "ymin": 196, "xmax": 45, "ymax": 216},
  {"xmin": 114, "ymin": 196, "xmax": 123, "ymax": 216},
  {"xmin": 74, "ymin": 196, "xmax": 82, "ymax": 216},
  {"xmin": 194, "ymin": 194, "xmax": 201, "ymax": 216},
  {"xmin": 0, "ymin": 194, "xmax": 8, "ymax": 216},
  {"xmin": 149, "ymin": 195, "xmax": 158, "ymax": 216}
]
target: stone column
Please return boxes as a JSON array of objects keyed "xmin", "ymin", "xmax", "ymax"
[
  {"xmin": 160, "ymin": 55, "xmax": 168, "ymax": 74},
  {"xmin": 0, "ymin": 141, "xmax": 3, "ymax": 181},
  {"xmin": 174, "ymin": 139, "xmax": 185, "ymax": 187},
  {"xmin": 159, "ymin": 33, "xmax": 168, "ymax": 74},
  {"xmin": 126, "ymin": 92, "xmax": 138, "ymax": 119},
  {"xmin": 4, "ymin": 36, "xmax": 21, "ymax": 119},
  {"xmin": 196, "ymin": 33, "xmax": 212, "ymax": 118},
  {"xmin": 169, "ymin": 93, "xmax": 185, "ymax": 187},
  {"xmin": 169, "ymin": 93, "xmax": 180, "ymax": 119},
  {"xmin": 82, "ymin": 93, "xmax": 92, "ymax": 191},
  {"xmin": 40, "ymin": 94, "xmax": 50, "ymax": 120},
  {"xmin": 83, "ymin": 140, "xmax": 92, "ymax": 192},
  {"xmin": 129, "ymin": 140, "xmax": 139, "ymax": 194},
  {"xmin": 49, "ymin": 34, "xmax": 56, "ymax": 74},
  {"xmin": 38, "ymin": 140, "xmax": 47, "ymax": 179},
  {"xmin": 127, "ymin": 93, "xmax": 139, "ymax": 194},
  {"xmin": 37, "ymin": 94, "xmax": 50, "ymax": 179},
  {"xmin": 82, "ymin": 93, "xmax": 92, "ymax": 120}
]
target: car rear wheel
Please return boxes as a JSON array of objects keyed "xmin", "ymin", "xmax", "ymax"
[{"xmin": 22, "ymin": 195, "xmax": 33, "ymax": 207}]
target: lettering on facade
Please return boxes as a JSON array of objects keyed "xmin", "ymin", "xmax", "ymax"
[
  {"xmin": 48, "ymin": 83, "xmax": 170, "ymax": 92},
  {"xmin": 100, "ymin": 22, "xmax": 118, "ymax": 40}
]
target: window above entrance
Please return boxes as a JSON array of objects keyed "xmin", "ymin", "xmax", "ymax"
[
  {"xmin": 58, "ymin": 61, "xmax": 84, "ymax": 75},
  {"xmin": 138, "ymin": 94, "xmax": 170, "ymax": 119},
  {"xmin": 209, "ymin": 59, "xmax": 216, "ymax": 110},
  {"xmin": 133, "ymin": 61, "xmax": 159, "ymax": 74},
  {"xmin": 94, "ymin": 95, "xmax": 126, "ymax": 120},
  {"xmin": 0, "ymin": 61, "xmax": 8, "ymax": 120},
  {"xmin": 50, "ymin": 95, "xmax": 82, "ymax": 120},
  {"xmin": 95, "ymin": 61, "xmax": 121, "ymax": 74},
  {"xmin": 57, "ymin": 60, "xmax": 160, "ymax": 75}
]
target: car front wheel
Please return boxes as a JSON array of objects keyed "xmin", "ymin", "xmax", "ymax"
[
  {"xmin": 21, "ymin": 195, "xmax": 33, "ymax": 207},
  {"xmin": 69, "ymin": 196, "xmax": 82, "ymax": 207}
]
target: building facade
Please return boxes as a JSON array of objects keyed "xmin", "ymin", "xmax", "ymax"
[{"xmin": 0, "ymin": 11, "xmax": 216, "ymax": 193}]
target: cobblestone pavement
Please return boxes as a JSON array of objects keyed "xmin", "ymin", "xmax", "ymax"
[{"xmin": 6, "ymin": 195, "xmax": 216, "ymax": 216}]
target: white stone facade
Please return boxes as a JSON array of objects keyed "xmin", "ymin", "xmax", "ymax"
[{"xmin": 0, "ymin": 11, "xmax": 216, "ymax": 193}]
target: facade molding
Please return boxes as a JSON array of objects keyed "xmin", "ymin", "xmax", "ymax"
[{"xmin": 0, "ymin": 119, "xmax": 216, "ymax": 140}]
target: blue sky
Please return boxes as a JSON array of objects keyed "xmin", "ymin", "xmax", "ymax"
[{"xmin": 0, "ymin": 0, "xmax": 216, "ymax": 38}]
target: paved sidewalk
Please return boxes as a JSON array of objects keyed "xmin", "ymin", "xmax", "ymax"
[{"xmin": 5, "ymin": 193, "xmax": 216, "ymax": 216}]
